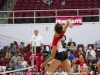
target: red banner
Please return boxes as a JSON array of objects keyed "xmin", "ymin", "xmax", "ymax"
[{"xmin": 56, "ymin": 16, "xmax": 82, "ymax": 25}]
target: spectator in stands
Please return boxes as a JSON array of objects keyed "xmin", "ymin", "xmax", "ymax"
[
  {"xmin": 27, "ymin": 50, "xmax": 32, "ymax": 57},
  {"xmin": 9, "ymin": 57, "xmax": 17, "ymax": 68},
  {"xmin": 87, "ymin": 55, "xmax": 96, "ymax": 65},
  {"xmin": 86, "ymin": 46, "xmax": 96, "ymax": 60},
  {"xmin": 19, "ymin": 42, "xmax": 25, "ymax": 50},
  {"xmin": 60, "ymin": 0, "xmax": 66, "ymax": 6},
  {"xmin": 97, "ymin": 60, "xmax": 100, "ymax": 75},
  {"xmin": 67, "ymin": 49, "xmax": 75, "ymax": 63},
  {"xmin": 75, "ymin": 47, "xmax": 85, "ymax": 57},
  {"xmin": 21, "ymin": 56, "xmax": 27, "ymax": 68},
  {"xmin": 69, "ymin": 43, "xmax": 77, "ymax": 54},
  {"xmin": 72, "ymin": 64, "xmax": 79, "ymax": 73},
  {"xmin": 8, "ymin": 43, "xmax": 17, "ymax": 56},
  {"xmin": 88, "ymin": 61, "xmax": 94, "ymax": 74},
  {"xmin": 15, "ymin": 61, "xmax": 24, "ymax": 75},
  {"xmin": 26, "ymin": 69, "xmax": 32, "ymax": 75},
  {"xmin": 92, "ymin": 63, "xmax": 98, "ymax": 75},
  {"xmin": 52, "ymin": 0, "xmax": 60, "ymax": 6},
  {"xmin": 74, "ymin": 54, "xmax": 87, "ymax": 72},
  {"xmin": 12, "ymin": 52, "xmax": 21, "ymax": 62},
  {"xmin": 0, "ymin": 57, "xmax": 7, "ymax": 72},
  {"xmin": 75, "ymin": 51, "xmax": 81, "ymax": 57},
  {"xmin": 85, "ymin": 51, "xmax": 94, "ymax": 61},
  {"xmin": 30, "ymin": 29, "xmax": 44, "ymax": 53},
  {"xmin": 6, "ymin": 62, "xmax": 15, "ymax": 75},
  {"xmin": 13, "ymin": 41, "xmax": 19, "ymax": 49},
  {"xmin": 94, "ymin": 40, "xmax": 100, "ymax": 49},
  {"xmin": 5, "ymin": 52, "xmax": 12, "ymax": 59},
  {"xmin": 23, "ymin": 53, "xmax": 29, "ymax": 61},
  {"xmin": 46, "ymin": 0, "xmax": 52, "ymax": 6},
  {"xmin": 81, "ymin": 66, "xmax": 92, "ymax": 75},
  {"xmin": 54, "ymin": 67, "xmax": 64, "ymax": 75},
  {"xmin": 42, "ymin": 45, "xmax": 50, "ymax": 60},
  {"xmin": 68, "ymin": 38, "xmax": 76, "ymax": 47}
]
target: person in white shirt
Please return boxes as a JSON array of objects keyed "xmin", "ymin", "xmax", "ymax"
[
  {"xmin": 21, "ymin": 57, "xmax": 27, "ymax": 68},
  {"xmin": 86, "ymin": 46, "xmax": 96, "ymax": 60},
  {"xmin": 30, "ymin": 29, "xmax": 44, "ymax": 53}
]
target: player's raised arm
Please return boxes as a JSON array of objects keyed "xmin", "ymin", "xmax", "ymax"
[{"xmin": 63, "ymin": 19, "xmax": 73, "ymax": 32}]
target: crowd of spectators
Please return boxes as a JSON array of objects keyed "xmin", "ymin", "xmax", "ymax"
[
  {"xmin": 45, "ymin": 0, "xmax": 66, "ymax": 6},
  {"xmin": 0, "ymin": 37, "xmax": 100, "ymax": 75}
]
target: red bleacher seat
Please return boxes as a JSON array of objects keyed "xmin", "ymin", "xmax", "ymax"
[
  {"xmin": 46, "ymin": 6, "xmax": 53, "ymax": 9},
  {"xmin": 79, "ymin": 1, "xmax": 85, "ymax": 5},
  {"xmin": 84, "ymin": 10, "xmax": 92, "ymax": 15},
  {"xmin": 22, "ymin": 3, "xmax": 28, "ymax": 6},
  {"xmin": 72, "ymin": 1, "xmax": 79, "ymax": 5},
  {"xmin": 79, "ymin": 10, "xmax": 85, "ymax": 16},
  {"xmin": 85, "ymin": 1, "xmax": 92, "ymax": 5},
  {"xmin": 17, "ymin": 0, "xmax": 23, "ymax": 3},
  {"xmin": 16, "ymin": 2, "xmax": 22, "ymax": 7},
  {"xmin": 92, "ymin": 5, "xmax": 99, "ymax": 8},
  {"xmin": 66, "ymin": 1, "xmax": 73, "ymax": 5},
  {"xmin": 93, "ymin": 10, "xmax": 99, "ymax": 15},
  {"xmin": 15, "ymin": 12, "xmax": 24, "ymax": 17},
  {"xmin": 33, "ymin": 6, "xmax": 40, "ymax": 10},
  {"xmin": 31, "ymin": 13, "xmax": 38, "ymax": 17},
  {"xmin": 53, "ymin": 6, "xmax": 60, "ymax": 9},
  {"xmin": 77, "ymin": 44, "xmax": 84, "ymax": 49},
  {"xmin": 40, "ymin": 6, "xmax": 47, "ymax": 10},
  {"xmin": 40, "ymin": 13, "xmax": 47, "ymax": 17},
  {"xmin": 87, "ymin": 44, "xmax": 94, "ymax": 49},
  {"xmin": 66, "ymin": 5, "xmax": 73, "ymax": 9},
  {"xmin": 47, "ymin": 13, "xmax": 54, "ymax": 16},
  {"xmin": 59, "ymin": 6, "xmax": 67, "ymax": 9},
  {"xmin": 14, "ymin": 6, "xmax": 21, "ymax": 10},
  {"xmin": 34, "ymin": 3, "xmax": 41, "ymax": 6},
  {"xmin": 29, "ymin": 0, "xmax": 35, "ymax": 3},
  {"xmin": 0, "ymin": 54, "xmax": 5, "ymax": 58},
  {"xmin": 79, "ymin": 5, "xmax": 85, "ymax": 9},
  {"xmin": 23, "ymin": 0, "xmax": 29, "ymax": 3},
  {"xmin": 85, "ymin": 5, "xmax": 93, "ymax": 8},
  {"xmin": 25, "ymin": 12, "xmax": 32, "ymax": 17},
  {"xmin": 21, "ymin": 6, "xmax": 27, "ymax": 10},
  {"xmin": 27, "ymin": 5, "xmax": 34, "ymax": 10},
  {"xmin": 72, "ymin": 5, "xmax": 79, "ymax": 9}
]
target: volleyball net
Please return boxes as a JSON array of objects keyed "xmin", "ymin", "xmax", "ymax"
[{"xmin": 0, "ymin": 34, "xmax": 41, "ymax": 75}]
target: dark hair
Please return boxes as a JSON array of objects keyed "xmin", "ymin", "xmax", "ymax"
[
  {"xmin": 14, "ymin": 41, "xmax": 18, "ymax": 45},
  {"xmin": 79, "ymin": 54, "xmax": 88, "ymax": 65},
  {"xmin": 67, "ymin": 49, "xmax": 73, "ymax": 54},
  {"xmin": 55, "ymin": 23, "xmax": 63, "ymax": 34}
]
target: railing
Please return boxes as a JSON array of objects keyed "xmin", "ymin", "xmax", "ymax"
[{"xmin": 0, "ymin": 8, "xmax": 100, "ymax": 24}]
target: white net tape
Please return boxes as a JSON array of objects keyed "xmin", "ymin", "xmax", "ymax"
[
  {"xmin": 0, "ymin": 34, "xmax": 29, "ymax": 48},
  {"xmin": 0, "ymin": 66, "xmax": 33, "ymax": 74}
]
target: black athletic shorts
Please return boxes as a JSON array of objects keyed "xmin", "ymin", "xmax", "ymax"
[{"xmin": 54, "ymin": 51, "xmax": 68, "ymax": 61}]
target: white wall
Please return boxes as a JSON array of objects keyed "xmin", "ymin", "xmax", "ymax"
[{"xmin": 0, "ymin": 22, "xmax": 100, "ymax": 46}]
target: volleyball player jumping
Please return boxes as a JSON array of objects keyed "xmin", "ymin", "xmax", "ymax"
[{"xmin": 40, "ymin": 19, "xmax": 73, "ymax": 75}]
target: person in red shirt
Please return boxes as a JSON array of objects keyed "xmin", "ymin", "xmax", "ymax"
[
  {"xmin": 27, "ymin": 50, "xmax": 32, "ymax": 57},
  {"xmin": 74, "ymin": 54, "xmax": 87, "ymax": 72},
  {"xmin": 24, "ymin": 53, "xmax": 29, "ymax": 61},
  {"xmin": 75, "ymin": 47, "xmax": 85, "ymax": 57},
  {"xmin": 40, "ymin": 19, "xmax": 73, "ymax": 75},
  {"xmin": 0, "ymin": 57, "xmax": 7, "ymax": 66}
]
